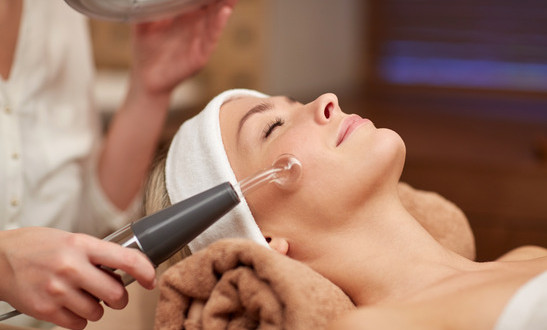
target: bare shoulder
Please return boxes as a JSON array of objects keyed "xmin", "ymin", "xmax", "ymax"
[
  {"xmin": 326, "ymin": 282, "xmax": 516, "ymax": 330},
  {"xmin": 327, "ymin": 260, "xmax": 547, "ymax": 330},
  {"xmin": 326, "ymin": 305, "xmax": 442, "ymax": 330},
  {"xmin": 497, "ymin": 245, "xmax": 547, "ymax": 261}
]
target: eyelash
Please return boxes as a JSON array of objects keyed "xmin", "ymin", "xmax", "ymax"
[{"xmin": 263, "ymin": 117, "xmax": 285, "ymax": 139}]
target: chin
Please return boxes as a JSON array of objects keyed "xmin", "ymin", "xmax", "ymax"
[
  {"xmin": 347, "ymin": 128, "xmax": 406, "ymax": 193},
  {"xmin": 377, "ymin": 128, "xmax": 406, "ymax": 174},
  {"xmin": 383, "ymin": 127, "xmax": 406, "ymax": 158}
]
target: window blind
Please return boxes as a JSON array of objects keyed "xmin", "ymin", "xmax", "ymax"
[{"xmin": 372, "ymin": 0, "xmax": 547, "ymax": 92}]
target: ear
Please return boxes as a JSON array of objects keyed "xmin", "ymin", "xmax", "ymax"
[{"xmin": 266, "ymin": 237, "xmax": 289, "ymax": 255}]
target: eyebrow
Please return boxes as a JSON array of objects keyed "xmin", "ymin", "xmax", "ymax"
[
  {"xmin": 237, "ymin": 102, "xmax": 274, "ymax": 137},
  {"xmin": 236, "ymin": 96, "xmax": 298, "ymax": 139}
]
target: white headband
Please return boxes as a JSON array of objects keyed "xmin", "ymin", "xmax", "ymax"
[{"xmin": 165, "ymin": 89, "xmax": 270, "ymax": 253}]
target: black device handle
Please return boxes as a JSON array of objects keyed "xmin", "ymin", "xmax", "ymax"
[{"xmin": 131, "ymin": 182, "xmax": 239, "ymax": 266}]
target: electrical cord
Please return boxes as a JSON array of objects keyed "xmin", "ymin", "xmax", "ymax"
[{"xmin": 0, "ymin": 309, "xmax": 21, "ymax": 321}]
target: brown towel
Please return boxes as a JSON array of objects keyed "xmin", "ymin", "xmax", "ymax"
[{"xmin": 154, "ymin": 239, "xmax": 355, "ymax": 330}]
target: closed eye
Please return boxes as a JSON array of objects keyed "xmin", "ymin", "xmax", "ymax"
[{"xmin": 263, "ymin": 117, "xmax": 285, "ymax": 139}]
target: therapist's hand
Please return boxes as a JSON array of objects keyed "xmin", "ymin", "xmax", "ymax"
[
  {"xmin": 130, "ymin": 0, "xmax": 238, "ymax": 98},
  {"xmin": 98, "ymin": 1, "xmax": 237, "ymax": 220},
  {"xmin": 0, "ymin": 227, "xmax": 156, "ymax": 330}
]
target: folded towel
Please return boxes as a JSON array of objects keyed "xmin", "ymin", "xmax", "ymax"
[{"xmin": 154, "ymin": 239, "xmax": 355, "ymax": 330}]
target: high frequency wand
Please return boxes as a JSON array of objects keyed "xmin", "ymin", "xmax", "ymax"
[{"xmin": 0, "ymin": 154, "xmax": 302, "ymax": 321}]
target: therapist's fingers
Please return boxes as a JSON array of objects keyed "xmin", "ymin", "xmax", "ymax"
[
  {"xmin": 59, "ymin": 287, "xmax": 105, "ymax": 322},
  {"xmin": 39, "ymin": 306, "xmax": 88, "ymax": 330},
  {"xmin": 191, "ymin": 0, "xmax": 232, "ymax": 59},
  {"xmin": 78, "ymin": 263, "xmax": 130, "ymax": 310},
  {"xmin": 207, "ymin": 2, "xmax": 232, "ymax": 39},
  {"xmin": 209, "ymin": 0, "xmax": 234, "ymax": 25},
  {"xmin": 85, "ymin": 238, "xmax": 157, "ymax": 290},
  {"xmin": 27, "ymin": 281, "xmax": 95, "ymax": 330}
]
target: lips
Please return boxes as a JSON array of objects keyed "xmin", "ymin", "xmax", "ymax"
[{"xmin": 336, "ymin": 114, "xmax": 369, "ymax": 147}]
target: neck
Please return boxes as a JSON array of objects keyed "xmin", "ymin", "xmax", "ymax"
[{"xmin": 304, "ymin": 193, "xmax": 479, "ymax": 306}]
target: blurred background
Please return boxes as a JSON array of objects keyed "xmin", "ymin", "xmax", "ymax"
[{"xmin": 90, "ymin": 0, "xmax": 547, "ymax": 261}]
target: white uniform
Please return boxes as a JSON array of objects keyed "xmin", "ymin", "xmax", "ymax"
[{"xmin": 0, "ymin": 1, "xmax": 138, "ymax": 327}]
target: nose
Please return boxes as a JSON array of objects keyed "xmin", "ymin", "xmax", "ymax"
[{"xmin": 311, "ymin": 93, "xmax": 338, "ymax": 124}]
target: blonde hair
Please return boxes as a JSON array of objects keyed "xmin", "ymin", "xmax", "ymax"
[
  {"xmin": 143, "ymin": 154, "xmax": 171, "ymax": 215},
  {"xmin": 143, "ymin": 153, "xmax": 192, "ymax": 266}
]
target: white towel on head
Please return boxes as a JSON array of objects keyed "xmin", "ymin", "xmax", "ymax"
[{"xmin": 165, "ymin": 89, "xmax": 270, "ymax": 253}]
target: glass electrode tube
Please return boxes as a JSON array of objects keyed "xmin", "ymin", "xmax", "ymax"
[{"xmin": 235, "ymin": 154, "xmax": 302, "ymax": 197}]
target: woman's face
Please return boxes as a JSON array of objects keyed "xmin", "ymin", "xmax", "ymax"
[{"xmin": 219, "ymin": 93, "xmax": 405, "ymax": 256}]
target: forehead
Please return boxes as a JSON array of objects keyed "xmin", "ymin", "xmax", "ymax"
[
  {"xmin": 220, "ymin": 95, "xmax": 288, "ymax": 133},
  {"xmin": 221, "ymin": 95, "xmax": 286, "ymax": 113},
  {"xmin": 219, "ymin": 95, "xmax": 291, "ymax": 167}
]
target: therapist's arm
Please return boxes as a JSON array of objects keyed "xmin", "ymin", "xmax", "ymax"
[
  {"xmin": 98, "ymin": 0, "xmax": 237, "ymax": 210},
  {"xmin": 0, "ymin": 227, "xmax": 155, "ymax": 330}
]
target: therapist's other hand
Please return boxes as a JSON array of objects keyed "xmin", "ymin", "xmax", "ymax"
[
  {"xmin": 131, "ymin": 0, "xmax": 238, "ymax": 97},
  {"xmin": 0, "ymin": 227, "xmax": 156, "ymax": 330}
]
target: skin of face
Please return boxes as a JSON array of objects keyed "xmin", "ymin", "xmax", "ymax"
[{"xmin": 219, "ymin": 93, "xmax": 406, "ymax": 261}]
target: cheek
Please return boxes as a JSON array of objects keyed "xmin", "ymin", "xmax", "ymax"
[
  {"xmin": 267, "ymin": 127, "xmax": 322, "ymax": 168},
  {"xmin": 269, "ymin": 134, "xmax": 341, "ymax": 209},
  {"xmin": 250, "ymin": 131, "xmax": 334, "ymax": 229},
  {"xmin": 269, "ymin": 137, "xmax": 332, "ymax": 195},
  {"xmin": 248, "ymin": 174, "xmax": 332, "ymax": 239}
]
